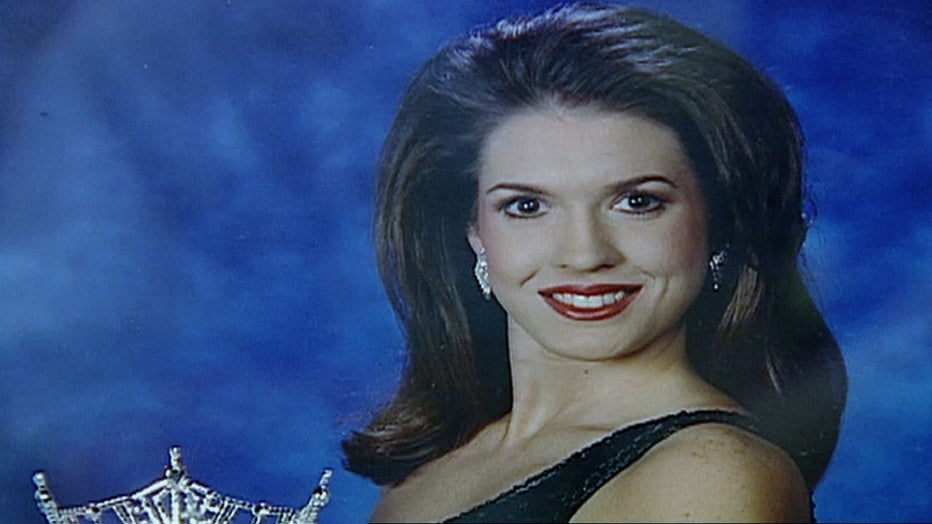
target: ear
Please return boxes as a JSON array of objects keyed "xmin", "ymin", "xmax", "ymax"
[{"xmin": 466, "ymin": 224, "xmax": 484, "ymax": 256}]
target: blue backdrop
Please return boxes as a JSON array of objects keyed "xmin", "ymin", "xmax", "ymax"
[{"xmin": 1, "ymin": 1, "xmax": 929, "ymax": 522}]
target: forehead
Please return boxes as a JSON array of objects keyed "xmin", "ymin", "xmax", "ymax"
[{"xmin": 478, "ymin": 107, "xmax": 694, "ymax": 187}]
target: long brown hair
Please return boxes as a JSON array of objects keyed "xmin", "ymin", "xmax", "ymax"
[{"xmin": 342, "ymin": 3, "xmax": 847, "ymax": 488}]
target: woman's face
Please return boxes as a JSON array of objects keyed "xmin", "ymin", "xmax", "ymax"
[{"xmin": 468, "ymin": 107, "xmax": 709, "ymax": 361}]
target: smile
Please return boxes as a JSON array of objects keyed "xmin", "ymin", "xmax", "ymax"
[{"xmin": 538, "ymin": 284, "xmax": 642, "ymax": 321}]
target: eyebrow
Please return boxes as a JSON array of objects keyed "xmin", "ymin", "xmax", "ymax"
[
  {"xmin": 484, "ymin": 175, "xmax": 679, "ymax": 195},
  {"xmin": 485, "ymin": 182, "xmax": 549, "ymax": 195}
]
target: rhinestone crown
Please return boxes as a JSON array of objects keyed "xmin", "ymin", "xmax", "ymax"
[{"xmin": 33, "ymin": 447, "xmax": 332, "ymax": 524}]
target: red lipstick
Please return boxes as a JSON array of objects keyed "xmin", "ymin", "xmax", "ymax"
[{"xmin": 538, "ymin": 284, "xmax": 642, "ymax": 321}]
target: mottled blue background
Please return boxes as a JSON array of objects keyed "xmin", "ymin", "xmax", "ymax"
[{"xmin": 1, "ymin": 1, "xmax": 929, "ymax": 522}]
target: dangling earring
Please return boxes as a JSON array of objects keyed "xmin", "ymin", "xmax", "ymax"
[
  {"xmin": 474, "ymin": 248, "xmax": 491, "ymax": 300},
  {"xmin": 709, "ymin": 248, "xmax": 728, "ymax": 292}
]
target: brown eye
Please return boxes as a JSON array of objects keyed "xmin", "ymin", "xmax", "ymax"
[
  {"xmin": 503, "ymin": 197, "xmax": 547, "ymax": 218},
  {"xmin": 613, "ymin": 192, "xmax": 665, "ymax": 214},
  {"xmin": 517, "ymin": 198, "xmax": 540, "ymax": 214},
  {"xmin": 628, "ymin": 194, "xmax": 652, "ymax": 209}
]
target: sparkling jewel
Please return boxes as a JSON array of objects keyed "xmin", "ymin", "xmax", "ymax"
[{"xmin": 33, "ymin": 447, "xmax": 332, "ymax": 524}]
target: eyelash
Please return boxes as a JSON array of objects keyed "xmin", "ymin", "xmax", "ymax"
[
  {"xmin": 500, "ymin": 196, "xmax": 548, "ymax": 218},
  {"xmin": 611, "ymin": 192, "xmax": 667, "ymax": 215},
  {"xmin": 498, "ymin": 191, "xmax": 667, "ymax": 218}
]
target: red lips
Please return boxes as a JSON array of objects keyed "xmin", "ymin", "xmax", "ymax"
[{"xmin": 538, "ymin": 284, "xmax": 642, "ymax": 321}]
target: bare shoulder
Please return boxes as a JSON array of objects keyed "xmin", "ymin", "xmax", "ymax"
[
  {"xmin": 371, "ymin": 478, "xmax": 450, "ymax": 523},
  {"xmin": 570, "ymin": 422, "xmax": 811, "ymax": 523},
  {"xmin": 369, "ymin": 485, "xmax": 403, "ymax": 523}
]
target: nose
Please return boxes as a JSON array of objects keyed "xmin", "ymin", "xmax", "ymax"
[{"xmin": 553, "ymin": 210, "xmax": 623, "ymax": 272}]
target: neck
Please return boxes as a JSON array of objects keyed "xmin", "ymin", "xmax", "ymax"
[{"xmin": 499, "ymin": 323, "xmax": 730, "ymax": 445}]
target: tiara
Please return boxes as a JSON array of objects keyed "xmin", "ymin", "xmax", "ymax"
[{"xmin": 33, "ymin": 447, "xmax": 332, "ymax": 524}]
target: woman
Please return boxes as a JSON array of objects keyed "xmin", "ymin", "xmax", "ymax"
[{"xmin": 343, "ymin": 3, "xmax": 847, "ymax": 522}]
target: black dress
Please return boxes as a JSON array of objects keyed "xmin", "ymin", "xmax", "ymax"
[{"xmin": 443, "ymin": 409, "xmax": 808, "ymax": 523}]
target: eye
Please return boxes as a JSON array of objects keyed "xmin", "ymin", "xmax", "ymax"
[
  {"xmin": 502, "ymin": 196, "xmax": 547, "ymax": 218},
  {"xmin": 613, "ymin": 192, "xmax": 666, "ymax": 214}
]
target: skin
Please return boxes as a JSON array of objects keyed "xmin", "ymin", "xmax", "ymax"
[{"xmin": 371, "ymin": 107, "xmax": 809, "ymax": 523}]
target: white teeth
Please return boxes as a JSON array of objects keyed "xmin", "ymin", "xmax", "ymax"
[{"xmin": 553, "ymin": 291, "xmax": 626, "ymax": 309}]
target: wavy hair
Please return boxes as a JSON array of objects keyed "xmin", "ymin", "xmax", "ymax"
[{"xmin": 342, "ymin": 2, "xmax": 847, "ymax": 488}]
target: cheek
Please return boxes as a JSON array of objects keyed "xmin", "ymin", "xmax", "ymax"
[
  {"xmin": 628, "ymin": 214, "xmax": 708, "ymax": 276},
  {"xmin": 476, "ymin": 204, "xmax": 504, "ymax": 255},
  {"xmin": 476, "ymin": 209, "xmax": 543, "ymax": 281},
  {"xmin": 672, "ymin": 224, "xmax": 708, "ymax": 270},
  {"xmin": 482, "ymin": 230, "xmax": 536, "ymax": 279},
  {"xmin": 475, "ymin": 206, "xmax": 511, "ymax": 276}
]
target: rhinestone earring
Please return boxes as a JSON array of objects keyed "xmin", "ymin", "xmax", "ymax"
[
  {"xmin": 474, "ymin": 248, "xmax": 491, "ymax": 300},
  {"xmin": 709, "ymin": 248, "xmax": 728, "ymax": 292}
]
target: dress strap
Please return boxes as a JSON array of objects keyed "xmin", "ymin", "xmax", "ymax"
[
  {"xmin": 579, "ymin": 410, "xmax": 759, "ymax": 501},
  {"xmin": 446, "ymin": 409, "xmax": 760, "ymax": 523}
]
